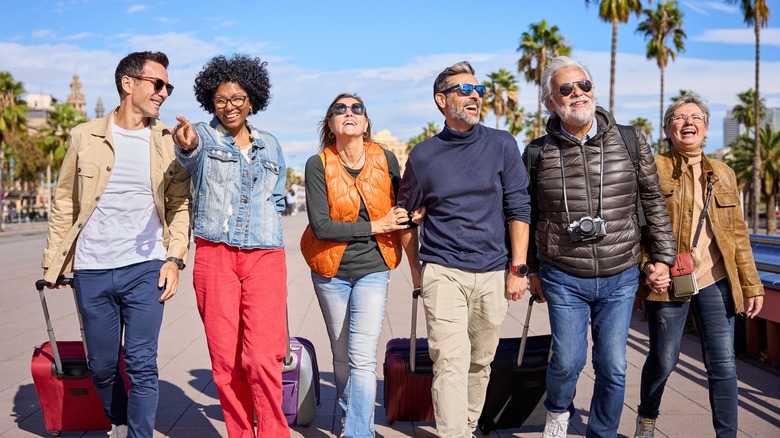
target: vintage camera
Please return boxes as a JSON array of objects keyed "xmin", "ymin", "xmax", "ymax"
[{"xmin": 567, "ymin": 216, "xmax": 607, "ymax": 242}]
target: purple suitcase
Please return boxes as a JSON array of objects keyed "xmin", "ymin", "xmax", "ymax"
[{"xmin": 282, "ymin": 336, "xmax": 320, "ymax": 426}]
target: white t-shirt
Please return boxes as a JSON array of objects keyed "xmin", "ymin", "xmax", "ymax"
[{"xmin": 74, "ymin": 122, "xmax": 166, "ymax": 270}]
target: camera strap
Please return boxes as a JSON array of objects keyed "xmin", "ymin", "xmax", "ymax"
[{"xmin": 560, "ymin": 138, "xmax": 605, "ymax": 227}]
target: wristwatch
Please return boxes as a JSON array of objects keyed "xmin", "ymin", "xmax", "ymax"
[
  {"xmin": 510, "ymin": 264, "xmax": 529, "ymax": 277},
  {"xmin": 165, "ymin": 257, "xmax": 185, "ymax": 270}
]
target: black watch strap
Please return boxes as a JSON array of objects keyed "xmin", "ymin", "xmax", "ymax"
[{"xmin": 165, "ymin": 257, "xmax": 185, "ymax": 270}]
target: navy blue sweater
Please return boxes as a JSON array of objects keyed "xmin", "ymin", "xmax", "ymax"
[{"xmin": 397, "ymin": 123, "xmax": 531, "ymax": 272}]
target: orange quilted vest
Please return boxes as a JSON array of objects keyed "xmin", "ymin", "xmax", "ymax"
[{"xmin": 300, "ymin": 142, "xmax": 401, "ymax": 277}]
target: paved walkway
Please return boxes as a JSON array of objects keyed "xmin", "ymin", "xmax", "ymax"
[{"xmin": 0, "ymin": 214, "xmax": 778, "ymax": 437}]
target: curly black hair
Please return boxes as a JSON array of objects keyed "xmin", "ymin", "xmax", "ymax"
[{"xmin": 193, "ymin": 54, "xmax": 271, "ymax": 115}]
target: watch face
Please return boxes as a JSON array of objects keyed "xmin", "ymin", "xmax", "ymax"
[{"xmin": 512, "ymin": 264, "xmax": 529, "ymax": 275}]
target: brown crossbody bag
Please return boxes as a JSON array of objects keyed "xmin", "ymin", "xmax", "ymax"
[{"xmin": 671, "ymin": 181, "xmax": 713, "ymax": 297}]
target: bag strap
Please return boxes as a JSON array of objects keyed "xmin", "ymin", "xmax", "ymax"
[
  {"xmin": 616, "ymin": 124, "xmax": 646, "ymax": 228},
  {"xmin": 691, "ymin": 181, "xmax": 714, "ymax": 251}
]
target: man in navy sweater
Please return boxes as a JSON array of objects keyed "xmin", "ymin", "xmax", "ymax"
[{"xmin": 397, "ymin": 60, "xmax": 532, "ymax": 438}]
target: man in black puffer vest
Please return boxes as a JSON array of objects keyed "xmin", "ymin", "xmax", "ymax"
[{"xmin": 524, "ymin": 56, "xmax": 676, "ymax": 438}]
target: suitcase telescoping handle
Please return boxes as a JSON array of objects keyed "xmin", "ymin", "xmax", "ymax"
[
  {"xmin": 409, "ymin": 287, "xmax": 421, "ymax": 373},
  {"xmin": 35, "ymin": 277, "xmax": 76, "ymax": 378},
  {"xmin": 516, "ymin": 294, "xmax": 540, "ymax": 367}
]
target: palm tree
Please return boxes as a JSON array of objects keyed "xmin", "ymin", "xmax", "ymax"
[
  {"xmin": 629, "ymin": 116, "xmax": 654, "ymax": 150},
  {"xmin": 728, "ymin": 126, "xmax": 780, "ymax": 235},
  {"xmin": 517, "ymin": 19, "xmax": 571, "ymax": 138},
  {"xmin": 480, "ymin": 69, "xmax": 519, "ymax": 129},
  {"xmin": 407, "ymin": 122, "xmax": 440, "ymax": 151},
  {"xmin": 42, "ymin": 103, "xmax": 86, "ymax": 214},
  {"xmin": 732, "ymin": 89, "xmax": 766, "ymax": 139},
  {"xmin": 670, "ymin": 89, "xmax": 695, "ymax": 103},
  {"xmin": 725, "ymin": 0, "xmax": 770, "ymax": 232},
  {"xmin": 0, "ymin": 71, "xmax": 27, "ymax": 231},
  {"xmin": 637, "ymin": 0, "xmax": 686, "ymax": 153},
  {"xmin": 506, "ymin": 107, "xmax": 526, "ymax": 137},
  {"xmin": 585, "ymin": 0, "xmax": 644, "ymax": 115}
]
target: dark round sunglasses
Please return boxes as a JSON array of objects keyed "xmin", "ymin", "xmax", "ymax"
[
  {"xmin": 441, "ymin": 83, "xmax": 486, "ymax": 98},
  {"xmin": 130, "ymin": 75, "xmax": 174, "ymax": 96},
  {"xmin": 332, "ymin": 103, "xmax": 365, "ymax": 116},
  {"xmin": 558, "ymin": 80, "xmax": 592, "ymax": 97}
]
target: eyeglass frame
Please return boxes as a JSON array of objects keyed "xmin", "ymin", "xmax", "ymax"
[
  {"xmin": 213, "ymin": 95, "xmax": 249, "ymax": 110},
  {"xmin": 129, "ymin": 75, "xmax": 174, "ymax": 96},
  {"xmin": 440, "ymin": 83, "xmax": 487, "ymax": 98},
  {"xmin": 670, "ymin": 113, "xmax": 706, "ymax": 125},
  {"xmin": 331, "ymin": 102, "xmax": 366, "ymax": 116}
]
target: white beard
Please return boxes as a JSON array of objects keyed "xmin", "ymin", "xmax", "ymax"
[{"xmin": 554, "ymin": 96, "xmax": 595, "ymax": 128}]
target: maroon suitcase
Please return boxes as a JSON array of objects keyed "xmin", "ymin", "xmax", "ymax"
[
  {"xmin": 31, "ymin": 278, "xmax": 127, "ymax": 437},
  {"xmin": 383, "ymin": 289, "xmax": 435, "ymax": 424}
]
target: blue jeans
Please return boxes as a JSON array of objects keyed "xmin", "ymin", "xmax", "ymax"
[
  {"xmin": 540, "ymin": 262, "xmax": 638, "ymax": 438},
  {"xmin": 74, "ymin": 260, "xmax": 165, "ymax": 438},
  {"xmin": 639, "ymin": 278, "xmax": 737, "ymax": 437},
  {"xmin": 312, "ymin": 270, "xmax": 389, "ymax": 438}
]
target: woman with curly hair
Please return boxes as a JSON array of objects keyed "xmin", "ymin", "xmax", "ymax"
[{"xmin": 173, "ymin": 54, "xmax": 289, "ymax": 437}]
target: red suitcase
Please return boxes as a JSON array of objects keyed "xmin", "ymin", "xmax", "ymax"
[
  {"xmin": 383, "ymin": 289, "xmax": 435, "ymax": 424},
  {"xmin": 31, "ymin": 278, "xmax": 126, "ymax": 437}
]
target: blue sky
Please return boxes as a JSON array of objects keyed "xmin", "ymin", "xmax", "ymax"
[{"xmin": 1, "ymin": 0, "xmax": 778, "ymax": 171}]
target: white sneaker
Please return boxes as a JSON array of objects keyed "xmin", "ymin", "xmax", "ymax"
[
  {"xmin": 543, "ymin": 410, "xmax": 569, "ymax": 438},
  {"xmin": 634, "ymin": 415, "xmax": 656, "ymax": 438},
  {"xmin": 107, "ymin": 424, "xmax": 128, "ymax": 438}
]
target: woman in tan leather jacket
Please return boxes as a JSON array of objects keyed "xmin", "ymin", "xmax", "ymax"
[{"xmin": 635, "ymin": 93, "xmax": 764, "ymax": 438}]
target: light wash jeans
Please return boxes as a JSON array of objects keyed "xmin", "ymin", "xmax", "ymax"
[
  {"xmin": 312, "ymin": 270, "xmax": 389, "ymax": 438},
  {"xmin": 540, "ymin": 261, "xmax": 638, "ymax": 438},
  {"xmin": 639, "ymin": 278, "xmax": 738, "ymax": 437}
]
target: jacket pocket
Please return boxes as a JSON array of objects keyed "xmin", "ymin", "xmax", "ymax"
[
  {"xmin": 714, "ymin": 192, "xmax": 739, "ymax": 231},
  {"xmin": 76, "ymin": 163, "xmax": 99, "ymax": 203},
  {"xmin": 259, "ymin": 159, "xmax": 281, "ymax": 193},
  {"xmin": 205, "ymin": 149, "xmax": 238, "ymax": 184}
]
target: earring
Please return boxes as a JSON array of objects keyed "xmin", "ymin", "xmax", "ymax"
[
  {"xmin": 328, "ymin": 132, "xmax": 335, "ymax": 139},
  {"xmin": 363, "ymin": 132, "xmax": 369, "ymax": 139}
]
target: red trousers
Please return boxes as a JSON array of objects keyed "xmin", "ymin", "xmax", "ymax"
[{"xmin": 193, "ymin": 239, "xmax": 289, "ymax": 438}]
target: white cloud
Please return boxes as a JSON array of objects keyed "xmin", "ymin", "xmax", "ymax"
[
  {"xmin": 704, "ymin": 1, "xmax": 739, "ymax": 14},
  {"xmin": 67, "ymin": 32, "xmax": 92, "ymax": 41},
  {"xmin": 126, "ymin": 5, "xmax": 149, "ymax": 14},
  {"xmin": 31, "ymin": 29, "xmax": 54, "ymax": 39},
  {"xmin": 694, "ymin": 28, "xmax": 780, "ymax": 47}
]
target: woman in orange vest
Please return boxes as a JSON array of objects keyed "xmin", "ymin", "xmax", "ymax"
[{"xmin": 301, "ymin": 93, "xmax": 410, "ymax": 437}]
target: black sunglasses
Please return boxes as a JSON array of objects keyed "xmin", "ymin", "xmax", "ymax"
[
  {"xmin": 441, "ymin": 83, "xmax": 486, "ymax": 98},
  {"xmin": 557, "ymin": 80, "xmax": 592, "ymax": 97},
  {"xmin": 332, "ymin": 103, "xmax": 365, "ymax": 116},
  {"xmin": 130, "ymin": 75, "xmax": 174, "ymax": 95}
]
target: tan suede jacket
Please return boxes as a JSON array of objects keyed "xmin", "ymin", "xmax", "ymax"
[
  {"xmin": 639, "ymin": 150, "xmax": 763, "ymax": 313},
  {"xmin": 41, "ymin": 109, "xmax": 191, "ymax": 283}
]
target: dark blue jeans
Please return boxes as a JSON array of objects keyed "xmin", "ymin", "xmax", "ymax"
[
  {"xmin": 540, "ymin": 262, "xmax": 638, "ymax": 438},
  {"xmin": 639, "ymin": 278, "xmax": 737, "ymax": 437},
  {"xmin": 73, "ymin": 259, "xmax": 165, "ymax": 438}
]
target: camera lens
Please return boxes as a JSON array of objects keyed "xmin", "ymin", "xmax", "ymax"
[{"xmin": 579, "ymin": 218, "xmax": 595, "ymax": 235}]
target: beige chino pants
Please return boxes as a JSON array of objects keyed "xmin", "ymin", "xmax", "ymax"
[{"xmin": 421, "ymin": 263, "xmax": 509, "ymax": 437}]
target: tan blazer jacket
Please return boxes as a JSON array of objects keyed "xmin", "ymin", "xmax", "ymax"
[{"xmin": 41, "ymin": 108, "xmax": 191, "ymax": 283}]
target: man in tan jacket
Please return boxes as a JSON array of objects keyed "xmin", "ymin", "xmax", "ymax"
[{"xmin": 41, "ymin": 51, "xmax": 190, "ymax": 438}]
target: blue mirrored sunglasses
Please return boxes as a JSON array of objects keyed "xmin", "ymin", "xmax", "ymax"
[{"xmin": 441, "ymin": 83, "xmax": 486, "ymax": 98}]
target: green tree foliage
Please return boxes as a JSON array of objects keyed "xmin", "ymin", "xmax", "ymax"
[
  {"xmin": 480, "ymin": 69, "xmax": 519, "ymax": 129},
  {"xmin": 637, "ymin": 0, "xmax": 686, "ymax": 153},
  {"xmin": 629, "ymin": 116, "xmax": 655, "ymax": 152},
  {"xmin": 727, "ymin": 126, "xmax": 780, "ymax": 235},
  {"xmin": 42, "ymin": 103, "xmax": 87, "ymax": 170},
  {"xmin": 407, "ymin": 122, "xmax": 440, "ymax": 151},
  {"xmin": 517, "ymin": 19, "xmax": 571, "ymax": 139},
  {"xmin": 585, "ymin": 0, "xmax": 644, "ymax": 115},
  {"xmin": 725, "ymin": 0, "xmax": 771, "ymax": 232},
  {"xmin": 731, "ymin": 89, "xmax": 766, "ymax": 140}
]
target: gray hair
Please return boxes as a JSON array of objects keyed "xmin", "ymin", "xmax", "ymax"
[
  {"xmin": 663, "ymin": 92, "xmax": 710, "ymax": 130},
  {"xmin": 540, "ymin": 56, "xmax": 593, "ymax": 113},
  {"xmin": 433, "ymin": 61, "xmax": 475, "ymax": 97}
]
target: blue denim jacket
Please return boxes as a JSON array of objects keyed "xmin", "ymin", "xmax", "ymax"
[{"xmin": 176, "ymin": 118, "xmax": 286, "ymax": 249}]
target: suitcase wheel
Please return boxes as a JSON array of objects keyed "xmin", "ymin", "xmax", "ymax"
[{"xmin": 49, "ymin": 432, "xmax": 61, "ymax": 437}]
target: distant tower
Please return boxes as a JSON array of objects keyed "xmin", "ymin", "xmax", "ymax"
[
  {"xmin": 95, "ymin": 97, "xmax": 105, "ymax": 119},
  {"xmin": 722, "ymin": 110, "xmax": 740, "ymax": 149},
  {"xmin": 67, "ymin": 73, "xmax": 87, "ymax": 118}
]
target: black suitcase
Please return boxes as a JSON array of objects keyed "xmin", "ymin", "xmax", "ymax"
[{"xmin": 477, "ymin": 295, "xmax": 552, "ymax": 434}]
